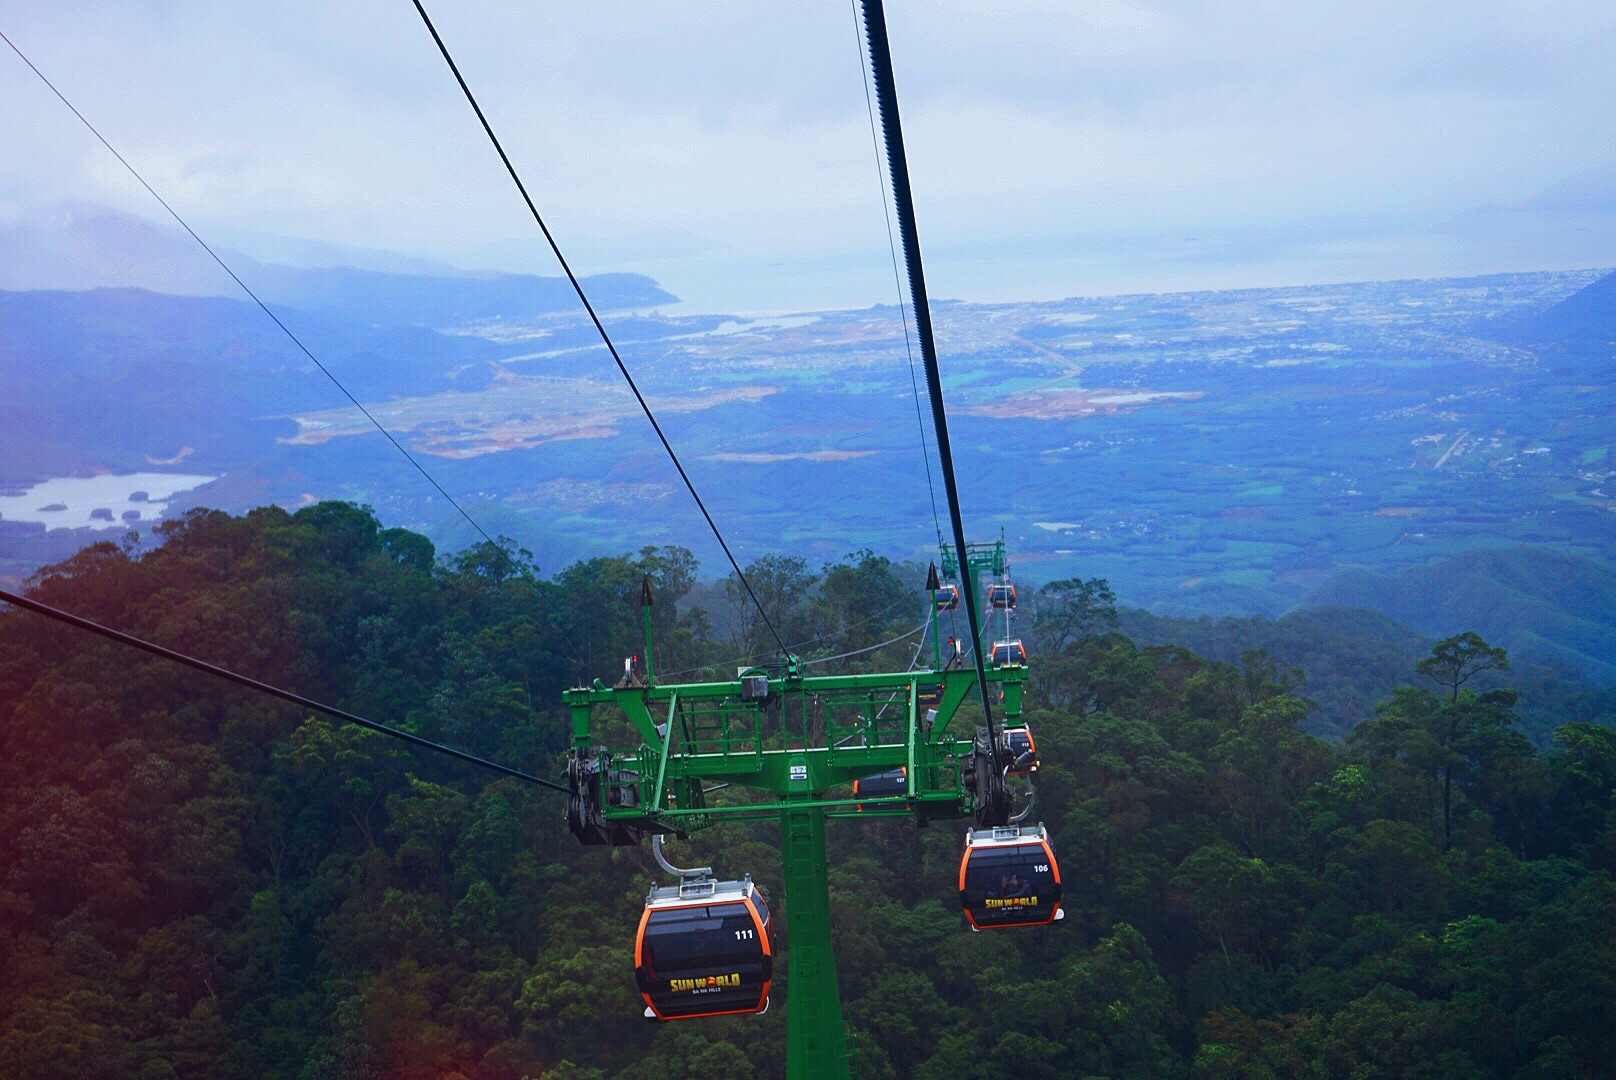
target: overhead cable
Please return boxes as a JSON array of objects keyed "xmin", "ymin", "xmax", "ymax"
[
  {"xmin": 798, "ymin": 619, "xmax": 928, "ymax": 667},
  {"xmin": 407, "ymin": 0, "xmax": 788, "ymax": 656},
  {"xmin": 0, "ymin": 588, "xmax": 569, "ymax": 794},
  {"xmin": 856, "ymin": 0, "xmax": 1001, "ymax": 766},
  {"xmin": 847, "ymin": 0, "xmax": 945, "ymax": 555},
  {"xmin": 658, "ymin": 591, "xmax": 920, "ymax": 681},
  {"xmin": 0, "ymin": 29, "xmax": 522, "ymax": 577}
]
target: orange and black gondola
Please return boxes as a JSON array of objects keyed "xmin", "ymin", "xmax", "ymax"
[
  {"xmin": 990, "ymin": 639, "xmax": 1026, "ymax": 667},
  {"xmin": 988, "ymin": 583, "xmax": 1017, "ymax": 611},
  {"xmin": 635, "ymin": 877, "xmax": 774, "ymax": 1020},
  {"xmin": 1004, "ymin": 725, "xmax": 1038, "ymax": 773},
  {"xmin": 853, "ymin": 767, "xmax": 907, "ymax": 811},
  {"xmin": 958, "ymin": 824, "xmax": 1063, "ymax": 930},
  {"xmin": 934, "ymin": 583, "xmax": 960, "ymax": 611}
]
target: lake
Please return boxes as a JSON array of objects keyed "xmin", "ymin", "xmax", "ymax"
[{"xmin": 0, "ymin": 473, "xmax": 220, "ymax": 530}]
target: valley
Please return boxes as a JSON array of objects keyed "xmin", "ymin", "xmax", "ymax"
[{"xmin": 4, "ymin": 267, "xmax": 1612, "ymax": 635}]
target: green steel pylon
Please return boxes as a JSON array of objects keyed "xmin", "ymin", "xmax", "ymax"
[
  {"xmin": 781, "ymin": 808, "xmax": 850, "ymax": 1080},
  {"xmin": 561, "ymin": 571, "xmax": 1026, "ymax": 1078}
]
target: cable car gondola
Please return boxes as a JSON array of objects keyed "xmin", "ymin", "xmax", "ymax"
[
  {"xmin": 959, "ymin": 824, "xmax": 1063, "ymax": 930},
  {"xmin": 1004, "ymin": 725, "xmax": 1038, "ymax": 774},
  {"xmin": 988, "ymin": 583, "xmax": 1017, "ymax": 611},
  {"xmin": 853, "ymin": 767, "xmax": 907, "ymax": 811},
  {"xmin": 934, "ymin": 583, "xmax": 960, "ymax": 611},
  {"xmin": 990, "ymin": 639, "xmax": 1026, "ymax": 667},
  {"xmin": 635, "ymin": 877, "xmax": 775, "ymax": 1020}
]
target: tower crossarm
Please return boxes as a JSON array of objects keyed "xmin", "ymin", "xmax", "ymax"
[{"xmin": 562, "ymin": 663, "xmax": 1026, "ymax": 828}]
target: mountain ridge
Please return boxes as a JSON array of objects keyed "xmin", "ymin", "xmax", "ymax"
[
  {"xmin": 1300, "ymin": 546, "xmax": 1616, "ymax": 682},
  {"xmin": 0, "ymin": 204, "xmax": 676, "ymax": 327},
  {"xmin": 1497, "ymin": 266, "xmax": 1616, "ymax": 355}
]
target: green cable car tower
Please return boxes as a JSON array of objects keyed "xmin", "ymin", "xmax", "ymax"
[
  {"xmin": 563, "ymin": 575, "xmax": 1036, "ymax": 1079},
  {"xmin": 560, "ymin": 1, "xmax": 1058, "ymax": 1073}
]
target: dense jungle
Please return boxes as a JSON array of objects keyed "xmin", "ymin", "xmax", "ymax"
[{"xmin": 1, "ymin": 502, "xmax": 1613, "ymax": 1079}]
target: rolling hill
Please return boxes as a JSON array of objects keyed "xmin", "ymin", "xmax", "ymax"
[
  {"xmin": 1302, "ymin": 546, "xmax": 1616, "ymax": 682},
  {"xmin": 1122, "ymin": 597, "xmax": 1616, "ymax": 743}
]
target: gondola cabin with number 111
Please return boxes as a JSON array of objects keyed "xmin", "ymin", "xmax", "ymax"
[{"xmin": 634, "ymin": 876, "xmax": 775, "ymax": 1020}]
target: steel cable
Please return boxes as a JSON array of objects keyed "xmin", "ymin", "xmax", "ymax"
[
  {"xmin": 856, "ymin": 0, "xmax": 1002, "ymax": 775},
  {"xmin": 0, "ymin": 28, "xmax": 523, "ymax": 578},
  {"xmin": 407, "ymin": 0, "xmax": 787, "ymax": 656},
  {"xmin": 798, "ymin": 618, "xmax": 928, "ymax": 667},
  {"xmin": 0, "ymin": 588, "xmax": 569, "ymax": 793},
  {"xmin": 657, "ymin": 591, "xmax": 921, "ymax": 681},
  {"xmin": 847, "ymin": 0, "xmax": 946, "ymax": 556}
]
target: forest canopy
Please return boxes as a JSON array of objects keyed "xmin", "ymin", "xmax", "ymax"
[{"xmin": 1, "ymin": 503, "xmax": 1612, "ymax": 1079}]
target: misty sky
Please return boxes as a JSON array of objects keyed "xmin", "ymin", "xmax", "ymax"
[{"xmin": 3, "ymin": 0, "xmax": 1615, "ymax": 311}]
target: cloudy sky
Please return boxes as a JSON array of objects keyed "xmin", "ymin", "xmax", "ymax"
[{"xmin": 3, "ymin": 0, "xmax": 1615, "ymax": 311}]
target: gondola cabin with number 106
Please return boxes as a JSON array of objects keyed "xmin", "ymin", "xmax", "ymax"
[
  {"xmin": 959, "ymin": 824, "xmax": 1064, "ymax": 930},
  {"xmin": 634, "ymin": 877, "xmax": 775, "ymax": 1020}
]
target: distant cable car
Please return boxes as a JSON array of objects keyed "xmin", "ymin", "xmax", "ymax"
[
  {"xmin": 990, "ymin": 639, "xmax": 1026, "ymax": 667},
  {"xmin": 853, "ymin": 767, "xmax": 907, "ymax": 811},
  {"xmin": 988, "ymin": 583, "xmax": 1017, "ymax": 611},
  {"xmin": 934, "ymin": 584, "xmax": 960, "ymax": 612},
  {"xmin": 635, "ymin": 877, "xmax": 775, "ymax": 1020},
  {"xmin": 959, "ymin": 824, "xmax": 1063, "ymax": 930},
  {"xmin": 1004, "ymin": 725, "xmax": 1038, "ymax": 774}
]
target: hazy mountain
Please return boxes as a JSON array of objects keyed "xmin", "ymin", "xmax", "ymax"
[
  {"xmin": 0, "ymin": 204, "xmax": 233, "ymax": 296},
  {"xmin": 1122, "ymin": 601, "xmax": 1616, "ymax": 742},
  {"xmin": 200, "ymin": 226, "xmax": 471, "ymax": 276},
  {"xmin": 1121, "ymin": 605, "xmax": 1430, "ymax": 737},
  {"xmin": 0, "ymin": 286, "xmax": 509, "ymax": 488},
  {"xmin": 1302, "ymin": 546, "xmax": 1616, "ymax": 682},
  {"xmin": 1509, "ymin": 268, "xmax": 1616, "ymax": 354},
  {"xmin": 238, "ymin": 263, "xmax": 674, "ymax": 328},
  {"xmin": 0, "ymin": 204, "xmax": 676, "ymax": 327}
]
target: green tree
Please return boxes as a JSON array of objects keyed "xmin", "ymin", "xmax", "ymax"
[
  {"xmin": 7, "ymin": 502, "xmax": 1616, "ymax": 1080},
  {"xmin": 1174, "ymin": 845, "xmax": 1278, "ymax": 964},
  {"xmin": 849, "ymin": 968, "xmax": 952, "ymax": 1064},
  {"xmin": 723, "ymin": 554, "xmax": 819, "ymax": 660},
  {"xmin": 1030, "ymin": 576, "xmax": 1118, "ymax": 655},
  {"xmin": 1238, "ymin": 648, "xmax": 1306, "ymax": 708},
  {"xmin": 1354, "ymin": 654, "xmax": 1527, "ymax": 848},
  {"xmin": 1335, "ymin": 820, "xmax": 1451, "ymax": 916},
  {"xmin": 1417, "ymin": 632, "xmax": 1509, "ymax": 705},
  {"xmin": 1546, "ymin": 722, "xmax": 1616, "ymax": 867},
  {"xmin": 1059, "ymin": 924, "xmax": 1184, "ymax": 1078}
]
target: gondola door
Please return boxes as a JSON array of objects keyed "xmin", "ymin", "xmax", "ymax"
[
  {"xmin": 635, "ymin": 878, "xmax": 774, "ymax": 1020},
  {"xmin": 958, "ymin": 824, "xmax": 1064, "ymax": 929}
]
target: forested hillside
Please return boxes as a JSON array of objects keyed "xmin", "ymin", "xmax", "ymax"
[
  {"xmin": 2, "ymin": 505, "xmax": 1613, "ymax": 1078},
  {"xmin": 1121, "ymin": 604, "xmax": 1616, "ymax": 743},
  {"xmin": 1302, "ymin": 547, "xmax": 1616, "ymax": 684}
]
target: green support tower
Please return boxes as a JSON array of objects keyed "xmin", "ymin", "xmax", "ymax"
[
  {"xmin": 781, "ymin": 808, "xmax": 843, "ymax": 1078},
  {"xmin": 939, "ymin": 537, "xmax": 1008, "ymax": 584},
  {"xmin": 562, "ymin": 572, "xmax": 1031, "ymax": 1080}
]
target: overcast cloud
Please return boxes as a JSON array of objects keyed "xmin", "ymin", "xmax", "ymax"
[{"xmin": 2, "ymin": 0, "xmax": 1614, "ymax": 310}]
